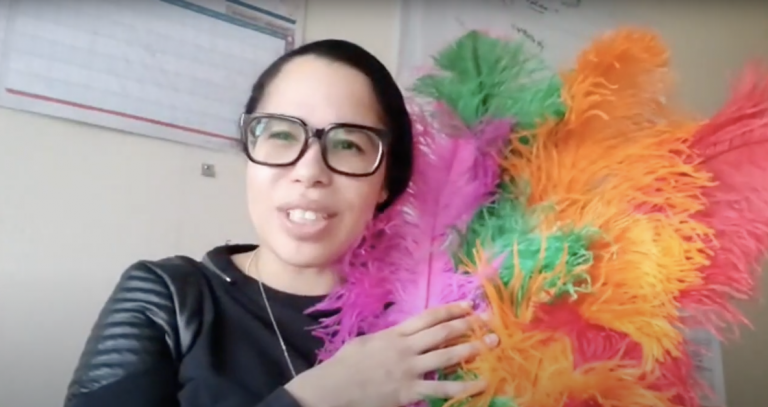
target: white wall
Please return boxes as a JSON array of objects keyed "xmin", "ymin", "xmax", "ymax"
[{"xmin": 0, "ymin": 2, "xmax": 766, "ymax": 407}]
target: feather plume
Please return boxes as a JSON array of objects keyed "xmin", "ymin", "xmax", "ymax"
[
  {"xmin": 497, "ymin": 27, "xmax": 714, "ymax": 366},
  {"xmin": 379, "ymin": 31, "xmax": 565, "ymax": 327},
  {"xmin": 378, "ymin": 102, "xmax": 511, "ymax": 329},
  {"xmin": 309, "ymin": 208, "xmax": 402, "ymax": 360},
  {"xmin": 413, "ymin": 30, "xmax": 564, "ymax": 130},
  {"xmin": 681, "ymin": 63, "xmax": 768, "ymax": 335},
  {"xmin": 446, "ymin": 28, "xmax": 716, "ymax": 407}
]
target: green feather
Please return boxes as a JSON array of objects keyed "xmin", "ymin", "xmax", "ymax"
[
  {"xmin": 426, "ymin": 370, "xmax": 518, "ymax": 407},
  {"xmin": 457, "ymin": 189, "xmax": 598, "ymax": 314},
  {"xmin": 412, "ymin": 30, "xmax": 565, "ymax": 129}
]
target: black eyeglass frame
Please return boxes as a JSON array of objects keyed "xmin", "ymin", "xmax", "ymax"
[{"xmin": 239, "ymin": 113, "xmax": 392, "ymax": 177}]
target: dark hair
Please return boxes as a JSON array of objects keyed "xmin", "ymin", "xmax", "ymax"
[{"xmin": 243, "ymin": 39, "xmax": 413, "ymax": 212}]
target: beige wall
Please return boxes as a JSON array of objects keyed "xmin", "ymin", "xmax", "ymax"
[{"xmin": 0, "ymin": 1, "xmax": 766, "ymax": 406}]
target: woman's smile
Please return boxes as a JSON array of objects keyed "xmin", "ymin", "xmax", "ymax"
[{"xmin": 277, "ymin": 202, "xmax": 338, "ymax": 241}]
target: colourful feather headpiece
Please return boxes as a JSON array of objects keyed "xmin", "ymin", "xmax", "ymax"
[{"xmin": 311, "ymin": 28, "xmax": 768, "ymax": 407}]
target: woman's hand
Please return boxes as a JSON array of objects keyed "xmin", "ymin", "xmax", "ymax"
[{"xmin": 285, "ymin": 302, "xmax": 497, "ymax": 407}]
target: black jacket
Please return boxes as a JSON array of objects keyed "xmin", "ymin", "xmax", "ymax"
[{"xmin": 63, "ymin": 246, "xmax": 328, "ymax": 407}]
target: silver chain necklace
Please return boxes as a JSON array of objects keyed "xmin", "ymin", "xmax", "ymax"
[{"xmin": 246, "ymin": 250, "xmax": 298, "ymax": 378}]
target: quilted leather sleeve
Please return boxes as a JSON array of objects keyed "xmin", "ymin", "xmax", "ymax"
[{"xmin": 63, "ymin": 261, "xmax": 185, "ymax": 406}]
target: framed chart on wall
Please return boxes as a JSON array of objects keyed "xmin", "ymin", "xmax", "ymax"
[{"xmin": 0, "ymin": 0, "xmax": 306, "ymax": 150}]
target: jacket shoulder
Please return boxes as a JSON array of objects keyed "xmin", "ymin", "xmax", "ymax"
[{"xmin": 65, "ymin": 256, "xmax": 205, "ymax": 400}]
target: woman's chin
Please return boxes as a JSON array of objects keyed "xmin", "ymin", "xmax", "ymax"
[{"xmin": 272, "ymin": 239, "xmax": 345, "ymax": 270}]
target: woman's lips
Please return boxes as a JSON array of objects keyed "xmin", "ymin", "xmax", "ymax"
[{"xmin": 278, "ymin": 207, "xmax": 337, "ymax": 241}]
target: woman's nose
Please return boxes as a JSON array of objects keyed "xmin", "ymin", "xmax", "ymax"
[{"xmin": 290, "ymin": 142, "xmax": 332, "ymax": 186}]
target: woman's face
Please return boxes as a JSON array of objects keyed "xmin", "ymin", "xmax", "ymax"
[{"xmin": 246, "ymin": 55, "xmax": 388, "ymax": 268}]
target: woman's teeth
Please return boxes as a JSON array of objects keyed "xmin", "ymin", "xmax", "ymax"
[{"xmin": 287, "ymin": 209, "xmax": 326, "ymax": 223}]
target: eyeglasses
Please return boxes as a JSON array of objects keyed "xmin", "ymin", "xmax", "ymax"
[{"xmin": 239, "ymin": 113, "xmax": 391, "ymax": 177}]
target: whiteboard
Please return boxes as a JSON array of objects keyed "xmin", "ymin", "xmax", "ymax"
[
  {"xmin": 0, "ymin": 0, "xmax": 306, "ymax": 150},
  {"xmin": 396, "ymin": 0, "xmax": 619, "ymax": 85}
]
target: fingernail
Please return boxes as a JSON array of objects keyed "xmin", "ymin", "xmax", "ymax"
[
  {"xmin": 457, "ymin": 301, "xmax": 473, "ymax": 309},
  {"xmin": 469, "ymin": 380, "xmax": 488, "ymax": 392},
  {"xmin": 479, "ymin": 312, "xmax": 492, "ymax": 321},
  {"xmin": 484, "ymin": 334, "xmax": 499, "ymax": 346}
]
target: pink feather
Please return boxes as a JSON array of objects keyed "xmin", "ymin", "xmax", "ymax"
[
  {"xmin": 681, "ymin": 62, "xmax": 768, "ymax": 336},
  {"xmin": 309, "ymin": 102, "xmax": 511, "ymax": 359},
  {"xmin": 308, "ymin": 209, "xmax": 402, "ymax": 360},
  {"xmin": 376, "ymin": 102, "xmax": 512, "ymax": 329}
]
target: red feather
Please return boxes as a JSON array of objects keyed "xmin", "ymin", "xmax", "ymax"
[
  {"xmin": 535, "ymin": 304, "xmax": 701, "ymax": 406},
  {"xmin": 682, "ymin": 62, "xmax": 768, "ymax": 335}
]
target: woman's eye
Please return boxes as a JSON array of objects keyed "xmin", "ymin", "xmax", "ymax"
[
  {"xmin": 267, "ymin": 131, "xmax": 296, "ymax": 141},
  {"xmin": 331, "ymin": 139, "xmax": 362, "ymax": 152}
]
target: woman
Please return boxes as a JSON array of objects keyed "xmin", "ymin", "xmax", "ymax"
[{"xmin": 63, "ymin": 39, "xmax": 497, "ymax": 407}]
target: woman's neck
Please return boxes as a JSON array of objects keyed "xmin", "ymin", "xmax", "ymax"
[{"xmin": 235, "ymin": 247, "xmax": 338, "ymax": 296}]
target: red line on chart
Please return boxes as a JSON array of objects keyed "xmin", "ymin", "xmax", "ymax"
[{"xmin": 5, "ymin": 88, "xmax": 235, "ymax": 141}]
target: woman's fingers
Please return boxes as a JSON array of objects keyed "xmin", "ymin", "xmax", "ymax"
[
  {"xmin": 407, "ymin": 312, "xmax": 487, "ymax": 353},
  {"xmin": 411, "ymin": 378, "xmax": 487, "ymax": 401},
  {"xmin": 412, "ymin": 334, "xmax": 498, "ymax": 373},
  {"xmin": 395, "ymin": 302, "xmax": 473, "ymax": 337}
]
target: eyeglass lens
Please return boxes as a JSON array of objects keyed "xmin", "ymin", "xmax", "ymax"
[{"xmin": 246, "ymin": 116, "xmax": 383, "ymax": 175}]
